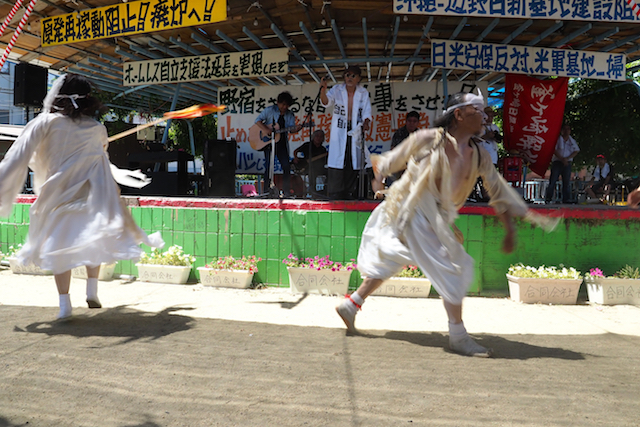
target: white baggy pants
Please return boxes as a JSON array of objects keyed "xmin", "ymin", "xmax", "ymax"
[{"xmin": 357, "ymin": 203, "xmax": 474, "ymax": 305}]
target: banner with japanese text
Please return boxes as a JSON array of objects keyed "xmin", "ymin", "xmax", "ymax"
[
  {"xmin": 217, "ymin": 81, "xmax": 487, "ymax": 174},
  {"xmin": 42, "ymin": 0, "xmax": 226, "ymax": 47},
  {"xmin": 432, "ymin": 39, "xmax": 626, "ymax": 81},
  {"xmin": 503, "ymin": 75, "xmax": 569, "ymax": 177},
  {"xmin": 395, "ymin": 0, "xmax": 640, "ymax": 23},
  {"xmin": 123, "ymin": 48, "xmax": 289, "ymax": 86}
]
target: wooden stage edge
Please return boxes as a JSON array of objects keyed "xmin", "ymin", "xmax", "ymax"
[{"xmin": 14, "ymin": 195, "xmax": 640, "ymax": 220}]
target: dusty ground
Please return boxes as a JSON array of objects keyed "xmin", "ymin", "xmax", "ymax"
[{"xmin": 1, "ymin": 270, "xmax": 639, "ymax": 427}]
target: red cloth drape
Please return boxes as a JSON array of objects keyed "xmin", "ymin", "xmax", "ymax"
[{"xmin": 503, "ymin": 75, "xmax": 569, "ymax": 177}]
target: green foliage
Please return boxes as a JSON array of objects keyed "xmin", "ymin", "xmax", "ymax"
[
  {"xmin": 394, "ymin": 265, "xmax": 426, "ymax": 278},
  {"xmin": 168, "ymin": 115, "xmax": 218, "ymax": 157},
  {"xmin": 508, "ymin": 263, "xmax": 582, "ymax": 279},
  {"xmin": 139, "ymin": 245, "xmax": 195, "ymax": 267},
  {"xmin": 5, "ymin": 244, "xmax": 22, "ymax": 257},
  {"xmin": 283, "ymin": 254, "xmax": 357, "ymax": 271},
  {"xmin": 205, "ymin": 256, "xmax": 261, "ymax": 273},
  {"xmin": 565, "ymin": 77, "xmax": 640, "ymax": 177},
  {"xmin": 614, "ymin": 265, "xmax": 640, "ymax": 279}
]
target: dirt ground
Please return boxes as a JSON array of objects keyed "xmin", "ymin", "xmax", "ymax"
[{"xmin": 1, "ymin": 300, "xmax": 639, "ymax": 427}]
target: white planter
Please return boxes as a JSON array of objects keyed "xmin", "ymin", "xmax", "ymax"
[
  {"xmin": 6, "ymin": 257, "xmax": 52, "ymax": 275},
  {"xmin": 197, "ymin": 267, "xmax": 254, "ymax": 288},
  {"xmin": 71, "ymin": 263, "xmax": 117, "ymax": 281},
  {"xmin": 506, "ymin": 274, "xmax": 582, "ymax": 304},
  {"xmin": 372, "ymin": 277, "xmax": 432, "ymax": 298},
  {"xmin": 585, "ymin": 277, "xmax": 640, "ymax": 305},
  {"xmin": 287, "ymin": 267, "xmax": 352, "ymax": 296},
  {"xmin": 136, "ymin": 264, "xmax": 192, "ymax": 284}
]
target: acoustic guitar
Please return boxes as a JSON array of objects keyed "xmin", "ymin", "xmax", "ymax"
[{"xmin": 248, "ymin": 121, "xmax": 314, "ymax": 151}]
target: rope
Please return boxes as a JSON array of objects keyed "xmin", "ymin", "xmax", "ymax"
[
  {"xmin": 0, "ymin": 0, "xmax": 25, "ymax": 39},
  {"xmin": 0, "ymin": 0, "xmax": 37, "ymax": 70},
  {"xmin": 626, "ymin": 0, "xmax": 640, "ymax": 17}
]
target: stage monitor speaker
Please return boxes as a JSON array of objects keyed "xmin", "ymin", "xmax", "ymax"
[
  {"xmin": 204, "ymin": 139, "xmax": 237, "ymax": 197},
  {"xmin": 13, "ymin": 63, "xmax": 47, "ymax": 108}
]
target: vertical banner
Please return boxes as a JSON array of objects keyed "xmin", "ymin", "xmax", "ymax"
[{"xmin": 503, "ymin": 75, "xmax": 569, "ymax": 177}]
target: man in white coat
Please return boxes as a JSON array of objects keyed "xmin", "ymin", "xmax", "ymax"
[{"xmin": 320, "ymin": 66, "xmax": 372, "ymax": 200}]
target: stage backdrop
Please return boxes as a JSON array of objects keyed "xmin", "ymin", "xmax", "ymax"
[
  {"xmin": 503, "ymin": 75, "xmax": 569, "ymax": 177},
  {"xmin": 217, "ymin": 81, "xmax": 488, "ymax": 174}
]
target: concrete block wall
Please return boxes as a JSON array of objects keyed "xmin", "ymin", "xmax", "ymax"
[{"xmin": 3, "ymin": 196, "xmax": 640, "ymax": 294}]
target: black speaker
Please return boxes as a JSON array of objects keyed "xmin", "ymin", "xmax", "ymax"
[
  {"xmin": 14, "ymin": 63, "xmax": 47, "ymax": 107},
  {"xmin": 204, "ymin": 139, "xmax": 237, "ymax": 197}
]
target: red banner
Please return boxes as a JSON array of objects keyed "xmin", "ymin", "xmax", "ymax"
[{"xmin": 503, "ymin": 75, "xmax": 569, "ymax": 177}]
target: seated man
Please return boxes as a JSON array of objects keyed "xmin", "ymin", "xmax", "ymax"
[
  {"xmin": 293, "ymin": 130, "xmax": 328, "ymax": 194},
  {"xmin": 586, "ymin": 154, "xmax": 612, "ymax": 202}
]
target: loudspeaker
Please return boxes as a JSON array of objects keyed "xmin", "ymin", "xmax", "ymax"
[
  {"xmin": 204, "ymin": 139, "xmax": 237, "ymax": 197},
  {"xmin": 14, "ymin": 63, "xmax": 47, "ymax": 108}
]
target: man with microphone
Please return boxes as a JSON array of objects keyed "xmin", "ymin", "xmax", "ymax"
[{"xmin": 319, "ymin": 66, "xmax": 373, "ymax": 200}]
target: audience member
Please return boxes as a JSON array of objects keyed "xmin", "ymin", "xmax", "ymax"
[
  {"xmin": 545, "ymin": 123, "xmax": 580, "ymax": 204},
  {"xmin": 585, "ymin": 154, "xmax": 612, "ymax": 202}
]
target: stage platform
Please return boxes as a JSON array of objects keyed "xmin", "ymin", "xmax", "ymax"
[{"xmin": 3, "ymin": 195, "xmax": 640, "ymax": 294}]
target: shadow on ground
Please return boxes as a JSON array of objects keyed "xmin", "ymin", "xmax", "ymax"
[
  {"xmin": 250, "ymin": 292, "xmax": 309, "ymax": 309},
  {"xmin": 14, "ymin": 305, "xmax": 195, "ymax": 345},
  {"xmin": 356, "ymin": 329, "xmax": 586, "ymax": 360}
]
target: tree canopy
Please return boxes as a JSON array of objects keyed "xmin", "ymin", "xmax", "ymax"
[
  {"xmin": 564, "ymin": 76, "xmax": 640, "ymax": 177},
  {"xmin": 168, "ymin": 115, "xmax": 217, "ymax": 158}
]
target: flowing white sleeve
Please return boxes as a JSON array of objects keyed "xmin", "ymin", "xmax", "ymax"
[{"xmin": 0, "ymin": 116, "xmax": 47, "ymax": 217}]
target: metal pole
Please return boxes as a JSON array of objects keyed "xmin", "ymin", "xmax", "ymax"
[{"xmin": 161, "ymin": 83, "xmax": 181, "ymax": 145}]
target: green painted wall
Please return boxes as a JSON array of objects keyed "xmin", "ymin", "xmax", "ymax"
[{"xmin": 3, "ymin": 202, "xmax": 640, "ymax": 294}]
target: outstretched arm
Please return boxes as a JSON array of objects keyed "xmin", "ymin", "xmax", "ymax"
[
  {"xmin": 496, "ymin": 211, "xmax": 516, "ymax": 253},
  {"xmin": 628, "ymin": 186, "xmax": 640, "ymax": 208}
]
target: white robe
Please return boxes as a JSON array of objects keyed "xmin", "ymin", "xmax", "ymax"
[
  {"xmin": 321, "ymin": 83, "xmax": 373, "ymax": 170},
  {"xmin": 358, "ymin": 128, "xmax": 558, "ymax": 305},
  {"xmin": 0, "ymin": 112, "xmax": 163, "ymax": 274}
]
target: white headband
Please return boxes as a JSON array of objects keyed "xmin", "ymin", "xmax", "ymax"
[
  {"xmin": 55, "ymin": 94, "xmax": 86, "ymax": 109},
  {"xmin": 443, "ymin": 88, "xmax": 485, "ymax": 115},
  {"xmin": 42, "ymin": 74, "xmax": 88, "ymax": 112}
]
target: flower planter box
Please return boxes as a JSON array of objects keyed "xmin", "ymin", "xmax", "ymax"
[
  {"xmin": 287, "ymin": 267, "xmax": 352, "ymax": 296},
  {"xmin": 585, "ymin": 277, "xmax": 640, "ymax": 305},
  {"xmin": 6, "ymin": 257, "xmax": 52, "ymax": 275},
  {"xmin": 197, "ymin": 267, "xmax": 254, "ymax": 289},
  {"xmin": 71, "ymin": 263, "xmax": 117, "ymax": 281},
  {"xmin": 136, "ymin": 264, "xmax": 192, "ymax": 284},
  {"xmin": 506, "ymin": 274, "xmax": 582, "ymax": 304},
  {"xmin": 372, "ymin": 277, "xmax": 432, "ymax": 298}
]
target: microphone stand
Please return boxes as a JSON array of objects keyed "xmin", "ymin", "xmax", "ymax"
[
  {"xmin": 259, "ymin": 119, "xmax": 277, "ymax": 198},
  {"xmin": 302, "ymin": 82, "xmax": 328, "ymax": 200},
  {"xmin": 269, "ymin": 118, "xmax": 277, "ymax": 197},
  {"xmin": 358, "ymin": 121, "xmax": 367, "ymax": 200}
]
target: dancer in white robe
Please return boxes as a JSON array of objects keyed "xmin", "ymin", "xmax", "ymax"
[
  {"xmin": 336, "ymin": 91, "xmax": 559, "ymax": 357},
  {"xmin": 0, "ymin": 74, "xmax": 163, "ymax": 319}
]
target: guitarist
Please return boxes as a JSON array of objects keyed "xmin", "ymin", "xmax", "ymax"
[
  {"xmin": 293, "ymin": 130, "xmax": 328, "ymax": 194},
  {"xmin": 254, "ymin": 91, "xmax": 302, "ymax": 197}
]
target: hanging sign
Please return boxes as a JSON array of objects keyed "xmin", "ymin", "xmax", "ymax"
[
  {"xmin": 395, "ymin": 0, "xmax": 640, "ymax": 23},
  {"xmin": 432, "ymin": 39, "xmax": 626, "ymax": 81},
  {"xmin": 42, "ymin": 0, "xmax": 227, "ymax": 47},
  {"xmin": 123, "ymin": 48, "xmax": 289, "ymax": 86},
  {"xmin": 503, "ymin": 74, "xmax": 569, "ymax": 177}
]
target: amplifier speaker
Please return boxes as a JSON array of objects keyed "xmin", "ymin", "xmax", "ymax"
[
  {"xmin": 13, "ymin": 63, "xmax": 48, "ymax": 108},
  {"xmin": 204, "ymin": 139, "xmax": 237, "ymax": 197}
]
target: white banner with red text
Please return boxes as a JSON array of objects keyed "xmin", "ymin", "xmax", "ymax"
[{"xmin": 217, "ymin": 81, "xmax": 488, "ymax": 174}]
